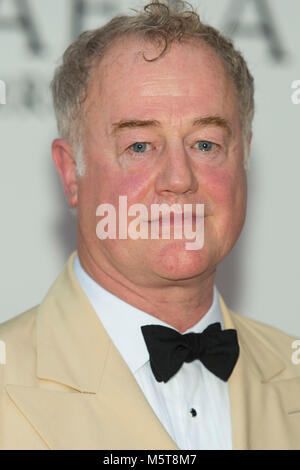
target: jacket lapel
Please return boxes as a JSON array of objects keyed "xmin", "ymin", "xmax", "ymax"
[
  {"xmin": 5, "ymin": 251, "xmax": 299, "ymax": 449},
  {"xmin": 5, "ymin": 251, "xmax": 177, "ymax": 450},
  {"xmin": 219, "ymin": 294, "xmax": 300, "ymax": 450}
]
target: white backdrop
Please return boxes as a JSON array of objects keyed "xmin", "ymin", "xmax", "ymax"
[{"xmin": 0, "ymin": 0, "xmax": 299, "ymax": 336}]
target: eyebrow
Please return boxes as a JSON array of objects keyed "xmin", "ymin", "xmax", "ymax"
[{"xmin": 110, "ymin": 115, "xmax": 232, "ymax": 137}]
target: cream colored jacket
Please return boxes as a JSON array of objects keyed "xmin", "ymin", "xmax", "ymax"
[{"xmin": 0, "ymin": 251, "xmax": 299, "ymax": 449}]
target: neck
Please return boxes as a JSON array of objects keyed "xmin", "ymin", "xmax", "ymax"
[{"xmin": 77, "ymin": 242, "xmax": 216, "ymax": 333}]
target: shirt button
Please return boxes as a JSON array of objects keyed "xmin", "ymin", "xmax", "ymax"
[{"xmin": 189, "ymin": 408, "xmax": 197, "ymax": 417}]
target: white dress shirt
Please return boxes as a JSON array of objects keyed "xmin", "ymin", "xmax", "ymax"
[{"xmin": 73, "ymin": 254, "xmax": 232, "ymax": 450}]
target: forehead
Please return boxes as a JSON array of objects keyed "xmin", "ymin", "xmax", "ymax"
[{"xmin": 85, "ymin": 37, "xmax": 238, "ymax": 126}]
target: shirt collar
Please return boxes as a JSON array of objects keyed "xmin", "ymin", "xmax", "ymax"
[{"xmin": 73, "ymin": 254, "xmax": 224, "ymax": 375}]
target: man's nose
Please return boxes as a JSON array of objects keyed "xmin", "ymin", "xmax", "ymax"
[{"xmin": 155, "ymin": 143, "xmax": 198, "ymax": 196}]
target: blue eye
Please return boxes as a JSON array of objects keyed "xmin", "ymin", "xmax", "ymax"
[
  {"xmin": 196, "ymin": 141, "xmax": 213, "ymax": 151},
  {"xmin": 131, "ymin": 142, "xmax": 149, "ymax": 153}
]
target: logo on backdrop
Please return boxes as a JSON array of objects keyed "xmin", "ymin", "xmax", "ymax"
[
  {"xmin": 0, "ymin": 0, "xmax": 287, "ymax": 115},
  {"xmin": 222, "ymin": 0, "xmax": 286, "ymax": 61}
]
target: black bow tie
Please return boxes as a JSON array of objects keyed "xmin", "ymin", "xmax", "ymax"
[{"xmin": 141, "ymin": 322, "xmax": 239, "ymax": 383}]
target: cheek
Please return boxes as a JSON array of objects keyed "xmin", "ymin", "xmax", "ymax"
[
  {"xmin": 97, "ymin": 164, "xmax": 155, "ymax": 207},
  {"xmin": 200, "ymin": 166, "xmax": 239, "ymax": 209},
  {"xmin": 200, "ymin": 166, "xmax": 247, "ymax": 244}
]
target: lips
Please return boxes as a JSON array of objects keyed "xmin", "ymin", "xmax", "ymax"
[{"xmin": 148, "ymin": 213, "xmax": 204, "ymax": 226}]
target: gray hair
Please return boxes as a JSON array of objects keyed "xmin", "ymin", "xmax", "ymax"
[{"xmin": 51, "ymin": 0, "xmax": 254, "ymax": 177}]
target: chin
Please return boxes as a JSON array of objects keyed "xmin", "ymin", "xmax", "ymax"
[{"xmin": 151, "ymin": 240, "xmax": 212, "ymax": 281}]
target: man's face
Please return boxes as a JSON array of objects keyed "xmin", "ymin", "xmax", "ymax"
[{"xmin": 75, "ymin": 37, "xmax": 248, "ymax": 288}]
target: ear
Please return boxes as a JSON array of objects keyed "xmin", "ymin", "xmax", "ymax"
[
  {"xmin": 52, "ymin": 138, "xmax": 78, "ymax": 207},
  {"xmin": 247, "ymin": 131, "xmax": 253, "ymax": 155},
  {"xmin": 243, "ymin": 131, "xmax": 253, "ymax": 171}
]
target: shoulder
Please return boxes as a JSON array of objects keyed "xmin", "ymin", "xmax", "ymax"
[
  {"xmin": 228, "ymin": 309, "xmax": 300, "ymax": 375},
  {"xmin": 0, "ymin": 305, "xmax": 39, "ymax": 345},
  {"xmin": 230, "ymin": 309, "xmax": 298, "ymax": 343},
  {"xmin": 0, "ymin": 306, "xmax": 39, "ymax": 385}
]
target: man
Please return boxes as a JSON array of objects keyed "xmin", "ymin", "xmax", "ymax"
[{"xmin": 0, "ymin": 0, "xmax": 299, "ymax": 450}]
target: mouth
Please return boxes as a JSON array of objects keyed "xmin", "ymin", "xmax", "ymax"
[{"xmin": 147, "ymin": 213, "xmax": 205, "ymax": 226}]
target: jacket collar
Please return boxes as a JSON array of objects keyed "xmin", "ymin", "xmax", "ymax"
[
  {"xmin": 36, "ymin": 250, "xmax": 108, "ymax": 393},
  {"xmin": 219, "ymin": 294, "xmax": 286, "ymax": 384},
  {"xmin": 36, "ymin": 250, "xmax": 287, "ymax": 391},
  {"xmin": 5, "ymin": 251, "xmax": 291, "ymax": 449},
  {"xmin": 6, "ymin": 251, "xmax": 179, "ymax": 449},
  {"xmin": 218, "ymin": 293, "xmax": 290, "ymax": 450}
]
